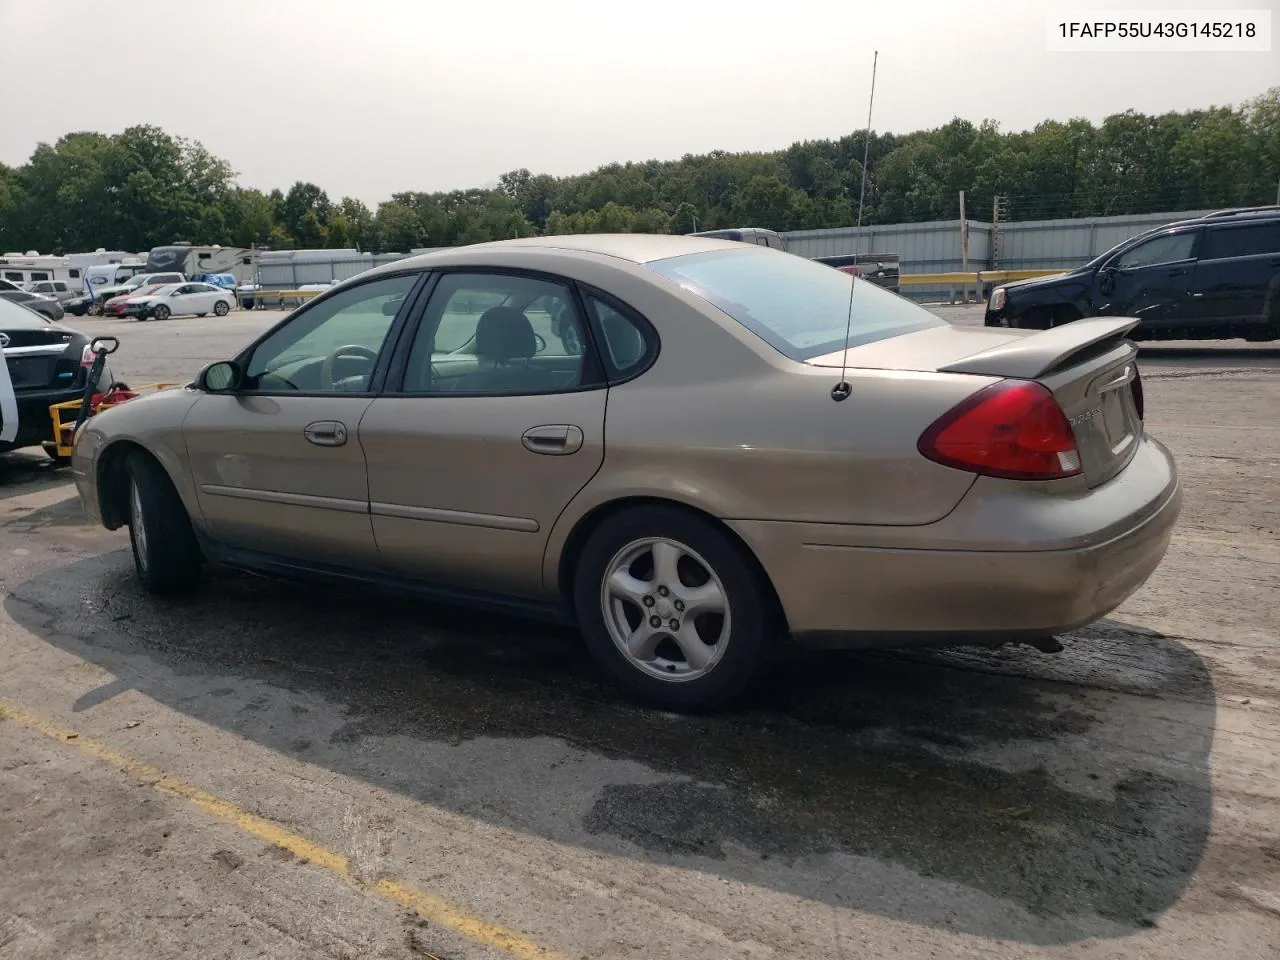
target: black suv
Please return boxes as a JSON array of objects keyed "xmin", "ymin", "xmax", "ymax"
[{"xmin": 984, "ymin": 206, "xmax": 1280, "ymax": 341}]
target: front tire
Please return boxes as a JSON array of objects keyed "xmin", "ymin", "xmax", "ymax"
[
  {"xmin": 573, "ymin": 506, "xmax": 776, "ymax": 712},
  {"xmin": 152, "ymin": 304, "xmax": 170, "ymax": 321},
  {"xmin": 126, "ymin": 452, "xmax": 202, "ymax": 593}
]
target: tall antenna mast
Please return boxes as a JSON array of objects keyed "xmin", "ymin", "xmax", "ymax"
[
  {"xmin": 857, "ymin": 50, "xmax": 878, "ymax": 231},
  {"xmin": 833, "ymin": 49, "xmax": 879, "ymax": 403}
]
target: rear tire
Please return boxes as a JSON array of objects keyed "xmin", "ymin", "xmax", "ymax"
[
  {"xmin": 213, "ymin": 300, "xmax": 230, "ymax": 317},
  {"xmin": 573, "ymin": 506, "xmax": 777, "ymax": 712},
  {"xmin": 126, "ymin": 452, "xmax": 202, "ymax": 594}
]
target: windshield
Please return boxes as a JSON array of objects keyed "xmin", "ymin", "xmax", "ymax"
[{"xmin": 646, "ymin": 248, "xmax": 943, "ymax": 361}]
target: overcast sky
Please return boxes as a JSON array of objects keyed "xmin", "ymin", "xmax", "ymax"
[{"xmin": 1, "ymin": 0, "xmax": 1275, "ymax": 205}]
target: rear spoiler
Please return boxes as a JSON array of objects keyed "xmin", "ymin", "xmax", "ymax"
[{"xmin": 938, "ymin": 317, "xmax": 1140, "ymax": 379}]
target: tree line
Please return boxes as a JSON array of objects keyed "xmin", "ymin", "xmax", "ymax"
[{"xmin": 1, "ymin": 88, "xmax": 1275, "ymax": 256}]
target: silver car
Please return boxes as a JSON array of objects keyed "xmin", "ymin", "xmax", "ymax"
[{"xmin": 72, "ymin": 234, "xmax": 1180, "ymax": 711}]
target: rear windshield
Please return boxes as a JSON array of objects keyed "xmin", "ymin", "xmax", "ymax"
[
  {"xmin": 647, "ymin": 248, "xmax": 942, "ymax": 361},
  {"xmin": 0, "ymin": 296, "xmax": 52, "ymax": 327}
]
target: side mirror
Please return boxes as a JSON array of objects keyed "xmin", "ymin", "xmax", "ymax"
[
  {"xmin": 1098, "ymin": 266, "xmax": 1116, "ymax": 294},
  {"xmin": 199, "ymin": 360, "xmax": 243, "ymax": 393}
]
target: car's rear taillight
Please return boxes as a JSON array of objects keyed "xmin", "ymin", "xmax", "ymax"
[
  {"xmin": 918, "ymin": 380, "xmax": 1082, "ymax": 481},
  {"xmin": 1131, "ymin": 365, "xmax": 1144, "ymax": 421},
  {"xmin": 80, "ymin": 345, "xmax": 95, "ymax": 367}
]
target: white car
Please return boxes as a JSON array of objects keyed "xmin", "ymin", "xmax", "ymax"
[{"xmin": 124, "ymin": 282, "xmax": 235, "ymax": 321}]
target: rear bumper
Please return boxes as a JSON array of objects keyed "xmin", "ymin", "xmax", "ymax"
[
  {"xmin": 732, "ymin": 435, "xmax": 1180, "ymax": 647},
  {"xmin": 1, "ymin": 389, "xmax": 85, "ymax": 449}
]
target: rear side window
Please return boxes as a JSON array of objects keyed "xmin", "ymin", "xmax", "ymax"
[
  {"xmin": 647, "ymin": 248, "xmax": 942, "ymax": 361},
  {"xmin": 1200, "ymin": 222, "xmax": 1280, "ymax": 261},
  {"xmin": 584, "ymin": 295, "xmax": 653, "ymax": 377}
]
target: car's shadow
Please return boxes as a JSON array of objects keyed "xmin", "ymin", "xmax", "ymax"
[
  {"xmin": 0, "ymin": 452, "xmax": 72, "ymax": 501},
  {"xmin": 1137, "ymin": 344, "xmax": 1280, "ymax": 366},
  {"xmin": 4, "ymin": 508, "xmax": 1215, "ymax": 946}
]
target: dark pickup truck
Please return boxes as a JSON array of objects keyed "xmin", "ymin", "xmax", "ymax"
[
  {"xmin": 984, "ymin": 206, "xmax": 1280, "ymax": 341},
  {"xmin": 811, "ymin": 253, "xmax": 901, "ymax": 293}
]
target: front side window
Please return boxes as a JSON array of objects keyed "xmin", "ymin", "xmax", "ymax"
[
  {"xmin": 245, "ymin": 273, "xmax": 418, "ymax": 393},
  {"xmin": 402, "ymin": 272, "xmax": 591, "ymax": 395},
  {"xmin": 1115, "ymin": 231, "xmax": 1197, "ymax": 269},
  {"xmin": 647, "ymin": 248, "xmax": 942, "ymax": 361}
]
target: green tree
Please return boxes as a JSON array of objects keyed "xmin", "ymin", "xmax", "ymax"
[
  {"xmin": 670, "ymin": 202, "xmax": 698, "ymax": 234},
  {"xmin": 279, "ymin": 181, "xmax": 333, "ymax": 247},
  {"xmin": 373, "ymin": 201, "xmax": 425, "ymax": 252}
]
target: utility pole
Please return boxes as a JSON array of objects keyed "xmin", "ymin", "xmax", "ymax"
[
  {"xmin": 959, "ymin": 190, "xmax": 969, "ymax": 303},
  {"xmin": 991, "ymin": 195, "xmax": 1010, "ymax": 270}
]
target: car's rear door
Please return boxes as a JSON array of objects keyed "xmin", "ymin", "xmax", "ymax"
[
  {"xmin": 192, "ymin": 283, "xmax": 221, "ymax": 313},
  {"xmin": 181, "ymin": 271, "xmax": 424, "ymax": 567},
  {"xmin": 1185, "ymin": 220, "xmax": 1280, "ymax": 331},
  {"xmin": 359, "ymin": 270, "xmax": 608, "ymax": 599}
]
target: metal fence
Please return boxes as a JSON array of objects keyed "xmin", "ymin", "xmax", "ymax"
[
  {"xmin": 783, "ymin": 209, "xmax": 1216, "ymax": 300},
  {"xmin": 254, "ymin": 253, "xmax": 410, "ymax": 289},
  {"xmin": 249, "ymin": 209, "xmax": 1219, "ymax": 301}
]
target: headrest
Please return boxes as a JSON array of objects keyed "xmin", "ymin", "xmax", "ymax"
[{"xmin": 474, "ymin": 306, "xmax": 536, "ymax": 361}]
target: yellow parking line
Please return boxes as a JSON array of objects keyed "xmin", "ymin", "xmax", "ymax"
[{"xmin": 0, "ymin": 699, "xmax": 567, "ymax": 960}]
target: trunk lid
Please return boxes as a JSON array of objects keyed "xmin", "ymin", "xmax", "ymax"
[{"xmin": 809, "ymin": 317, "xmax": 1144, "ymax": 487}]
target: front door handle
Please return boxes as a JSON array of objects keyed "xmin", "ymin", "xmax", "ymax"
[
  {"xmin": 1167, "ymin": 267, "xmax": 1190, "ymax": 277},
  {"xmin": 521, "ymin": 424, "xmax": 583, "ymax": 456},
  {"xmin": 303, "ymin": 420, "xmax": 348, "ymax": 447}
]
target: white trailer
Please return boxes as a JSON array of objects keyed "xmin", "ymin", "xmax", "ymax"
[
  {"xmin": 0, "ymin": 249, "xmax": 142, "ymax": 294},
  {"xmin": 0, "ymin": 253, "xmax": 74, "ymax": 290},
  {"xmin": 144, "ymin": 244, "xmax": 256, "ymax": 283}
]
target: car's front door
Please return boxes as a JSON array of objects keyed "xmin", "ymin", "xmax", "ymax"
[
  {"xmin": 170, "ymin": 284, "xmax": 205, "ymax": 316},
  {"xmin": 182, "ymin": 272, "xmax": 423, "ymax": 567},
  {"xmin": 1095, "ymin": 229, "xmax": 1199, "ymax": 329},
  {"xmin": 360, "ymin": 271, "xmax": 608, "ymax": 599}
]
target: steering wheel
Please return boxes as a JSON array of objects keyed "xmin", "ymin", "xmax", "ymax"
[{"xmin": 319, "ymin": 344, "xmax": 379, "ymax": 389}]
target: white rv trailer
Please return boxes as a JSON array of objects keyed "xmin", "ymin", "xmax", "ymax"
[
  {"xmin": 0, "ymin": 249, "xmax": 141, "ymax": 293},
  {"xmin": 145, "ymin": 243, "xmax": 256, "ymax": 283},
  {"xmin": 0, "ymin": 253, "xmax": 74, "ymax": 290},
  {"xmin": 83, "ymin": 260, "xmax": 150, "ymax": 298}
]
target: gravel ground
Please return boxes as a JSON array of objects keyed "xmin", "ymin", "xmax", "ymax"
[{"xmin": 0, "ymin": 305, "xmax": 1276, "ymax": 959}]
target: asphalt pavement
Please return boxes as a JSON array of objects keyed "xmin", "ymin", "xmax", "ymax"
[{"xmin": 0, "ymin": 304, "xmax": 1276, "ymax": 959}]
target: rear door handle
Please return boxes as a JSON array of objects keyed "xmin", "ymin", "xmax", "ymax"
[
  {"xmin": 521, "ymin": 424, "xmax": 583, "ymax": 455},
  {"xmin": 303, "ymin": 420, "xmax": 348, "ymax": 446},
  {"xmin": 1167, "ymin": 267, "xmax": 1190, "ymax": 276}
]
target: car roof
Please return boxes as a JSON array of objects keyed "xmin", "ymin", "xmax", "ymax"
[
  {"xmin": 1161, "ymin": 206, "xmax": 1280, "ymax": 233},
  {"xmin": 372, "ymin": 233, "xmax": 753, "ymax": 272}
]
